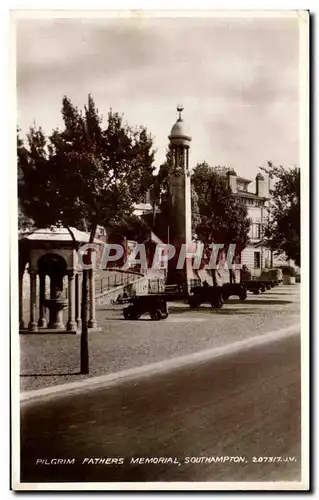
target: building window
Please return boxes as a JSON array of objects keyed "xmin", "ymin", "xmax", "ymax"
[
  {"xmin": 259, "ymin": 223, "xmax": 265, "ymax": 239},
  {"xmin": 96, "ymin": 225, "xmax": 106, "ymax": 237},
  {"xmin": 256, "ymin": 200, "xmax": 265, "ymax": 207},
  {"xmin": 256, "ymin": 223, "xmax": 261, "ymax": 239},
  {"xmin": 245, "ymin": 198, "xmax": 254, "ymax": 206},
  {"xmin": 251, "ymin": 223, "xmax": 264, "ymax": 240},
  {"xmin": 254, "ymin": 252, "xmax": 261, "ymax": 269}
]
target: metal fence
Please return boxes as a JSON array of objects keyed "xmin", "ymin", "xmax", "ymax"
[{"xmin": 97, "ymin": 270, "xmax": 144, "ymax": 294}]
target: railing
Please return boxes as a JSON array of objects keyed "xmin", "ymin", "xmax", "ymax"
[
  {"xmin": 96, "ymin": 269, "xmax": 144, "ymax": 294},
  {"xmin": 96, "ymin": 275, "xmax": 149, "ymax": 306}
]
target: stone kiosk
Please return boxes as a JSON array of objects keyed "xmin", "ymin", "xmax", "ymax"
[{"xmin": 19, "ymin": 227, "xmax": 103, "ymax": 333}]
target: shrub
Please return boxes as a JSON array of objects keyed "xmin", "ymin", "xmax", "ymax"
[{"xmin": 281, "ymin": 266, "xmax": 296, "ymax": 277}]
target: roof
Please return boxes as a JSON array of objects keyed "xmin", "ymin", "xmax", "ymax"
[
  {"xmin": 236, "ymin": 176, "xmax": 252, "ymax": 184},
  {"xmin": 134, "ymin": 203, "xmax": 153, "ymax": 211},
  {"xmin": 235, "ymin": 191, "xmax": 268, "ymax": 200},
  {"xmin": 19, "ymin": 226, "xmax": 104, "ymax": 244},
  {"xmin": 169, "ymin": 118, "xmax": 191, "ymax": 142}
]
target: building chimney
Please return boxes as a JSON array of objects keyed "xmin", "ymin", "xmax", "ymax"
[
  {"xmin": 256, "ymin": 173, "xmax": 266, "ymax": 197},
  {"xmin": 226, "ymin": 169, "xmax": 237, "ymax": 193}
]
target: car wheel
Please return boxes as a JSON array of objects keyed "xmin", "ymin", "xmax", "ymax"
[
  {"xmin": 211, "ymin": 297, "xmax": 223, "ymax": 308},
  {"xmin": 215, "ymin": 298, "xmax": 224, "ymax": 309},
  {"xmin": 188, "ymin": 297, "xmax": 201, "ymax": 308},
  {"xmin": 150, "ymin": 309, "xmax": 162, "ymax": 320},
  {"xmin": 123, "ymin": 308, "xmax": 131, "ymax": 319}
]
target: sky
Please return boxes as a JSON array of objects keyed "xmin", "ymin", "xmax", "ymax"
[{"xmin": 16, "ymin": 13, "xmax": 300, "ymax": 179}]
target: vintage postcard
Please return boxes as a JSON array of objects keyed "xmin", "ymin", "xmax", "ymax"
[{"xmin": 11, "ymin": 10, "xmax": 309, "ymax": 491}]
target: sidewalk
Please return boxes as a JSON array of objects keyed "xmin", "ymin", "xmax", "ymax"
[{"xmin": 19, "ymin": 285, "xmax": 300, "ymax": 393}]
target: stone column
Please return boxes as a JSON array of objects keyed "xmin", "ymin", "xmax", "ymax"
[
  {"xmin": 50, "ymin": 276, "xmax": 56, "ymax": 299},
  {"xmin": 67, "ymin": 271, "xmax": 76, "ymax": 331},
  {"xmin": 28, "ymin": 270, "xmax": 38, "ymax": 332},
  {"xmin": 75, "ymin": 273, "xmax": 82, "ymax": 330},
  {"xmin": 38, "ymin": 273, "xmax": 47, "ymax": 327},
  {"xmin": 88, "ymin": 269, "xmax": 97, "ymax": 328},
  {"xmin": 19, "ymin": 272, "xmax": 25, "ymax": 330}
]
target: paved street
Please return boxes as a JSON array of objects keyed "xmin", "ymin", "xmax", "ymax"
[
  {"xmin": 20, "ymin": 323, "xmax": 301, "ymax": 483},
  {"xmin": 20, "ymin": 285, "xmax": 300, "ymax": 392}
]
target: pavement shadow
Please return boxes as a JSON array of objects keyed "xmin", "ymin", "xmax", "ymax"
[
  {"xmin": 169, "ymin": 307, "xmax": 252, "ymax": 315},
  {"xmin": 20, "ymin": 372, "xmax": 81, "ymax": 377},
  {"xmin": 214, "ymin": 309, "xmax": 255, "ymax": 315},
  {"xmin": 237, "ymin": 299, "xmax": 292, "ymax": 305},
  {"xmin": 169, "ymin": 307, "xmax": 214, "ymax": 314},
  {"xmin": 19, "ymin": 332, "xmax": 77, "ymax": 336},
  {"xmin": 104, "ymin": 317, "xmax": 161, "ymax": 321}
]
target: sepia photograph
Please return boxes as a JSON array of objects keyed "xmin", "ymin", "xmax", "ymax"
[{"xmin": 11, "ymin": 9, "xmax": 309, "ymax": 491}]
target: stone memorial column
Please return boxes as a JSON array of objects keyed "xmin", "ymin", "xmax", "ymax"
[
  {"xmin": 28, "ymin": 270, "xmax": 38, "ymax": 332},
  {"xmin": 67, "ymin": 271, "xmax": 76, "ymax": 331},
  {"xmin": 88, "ymin": 269, "xmax": 97, "ymax": 328}
]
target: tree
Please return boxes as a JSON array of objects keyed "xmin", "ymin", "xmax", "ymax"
[
  {"xmin": 107, "ymin": 214, "xmax": 150, "ymax": 243},
  {"xmin": 18, "ymin": 95, "xmax": 155, "ymax": 373},
  {"xmin": 261, "ymin": 161, "xmax": 300, "ymax": 267},
  {"xmin": 192, "ymin": 163, "xmax": 251, "ymax": 284},
  {"xmin": 150, "ymin": 159, "xmax": 251, "ymax": 284}
]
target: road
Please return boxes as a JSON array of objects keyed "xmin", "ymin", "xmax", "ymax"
[
  {"xmin": 20, "ymin": 326, "xmax": 301, "ymax": 484},
  {"xmin": 20, "ymin": 285, "xmax": 300, "ymax": 392}
]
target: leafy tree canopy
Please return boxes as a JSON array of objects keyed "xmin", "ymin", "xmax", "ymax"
[
  {"xmin": 107, "ymin": 213, "xmax": 150, "ymax": 243},
  {"xmin": 18, "ymin": 95, "xmax": 156, "ymax": 239},
  {"xmin": 192, "ymin": 162, "xmax": 251, "ymax": 253},
  {"xmin": 261, "ymin": 161, "xmax": 300, "ymax": 266}
]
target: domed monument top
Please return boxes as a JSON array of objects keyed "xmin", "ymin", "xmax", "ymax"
[{"xmin": 168, "ymin": 105, "xmax": 192, "ymax": 145}]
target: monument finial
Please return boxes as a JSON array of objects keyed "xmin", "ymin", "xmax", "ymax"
[{"xmin": 177, "ymin": 104, "xmax": 184, "ymax": 121}]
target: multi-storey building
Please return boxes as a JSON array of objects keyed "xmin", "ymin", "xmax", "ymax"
[
  {"xmin": 214, "ymin": 167, "xmax": 271, "ymax": 276},
  {"xmin": 134, "ymin": 165, "xmax": 273, "ymax": 277}
]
